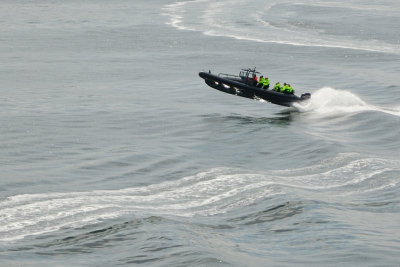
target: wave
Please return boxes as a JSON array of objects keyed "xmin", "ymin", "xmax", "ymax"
[
  {"xmin": 162, "ymin": 0, "xmax": 400, "ymax": 54},
  {"xmin": 293, "ymin": 87, "xmax": 400, "ymax": 117},
  {"xmin": 162, "ymin": 0, "xmax": 206, "ymax": 31},
  {"xmin": 1, "ymin": 153, "xmax": 398, "ymax": 242}
]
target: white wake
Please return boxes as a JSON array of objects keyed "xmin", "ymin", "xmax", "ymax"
[
  {"xmin": 1, "ymin": 153, "xmax": 398, "ymax": 242},
  {"xmin": 293, "ymin": 87, "xmax": 400, "ymax": 117},
  {"xmin": 162, "ymin": 0, "xmax": 400, "ymax": 54}
]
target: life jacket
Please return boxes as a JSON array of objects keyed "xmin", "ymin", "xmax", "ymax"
[
  {"xmin": 274, "ymin": 83, "xmax": 281, "ymax": 91},
  {"xmin": 263, "ymin": 78, "xmax": 270, "ymax": 86},
  {"xmin": 283, "ymin": 85, "xmax": 291, "ymax": 93}
]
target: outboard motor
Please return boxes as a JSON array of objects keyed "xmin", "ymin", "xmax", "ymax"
[{"xmin": 301, "ymin": 93, "xmax": 311, "ymax": 100}]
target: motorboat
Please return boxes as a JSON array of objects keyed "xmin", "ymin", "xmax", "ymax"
[{"xmin": 199, "ymin": 68, "xmax": 311, "ymax": 107}]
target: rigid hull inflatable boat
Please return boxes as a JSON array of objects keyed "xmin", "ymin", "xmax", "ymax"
[{"xmin": 199, "ymin": 68, "xmax": 311, "ymax": 107}]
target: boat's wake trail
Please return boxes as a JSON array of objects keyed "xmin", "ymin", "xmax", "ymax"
[
  {"xmin": 293, "ymin": 87, "xmax": 400, "ymax": 117},
  {"xmin": 162, "ymin": 0, "xmax": 400, "ymax": 55},
  {"xmin": 1, "ymin": 153, "xmax": 399, "ymax": 242}
]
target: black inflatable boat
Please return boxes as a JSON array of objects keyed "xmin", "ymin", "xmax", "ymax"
[{"xmin": 199, "ymin": 68, "xmax": 311, "ymax": 107}]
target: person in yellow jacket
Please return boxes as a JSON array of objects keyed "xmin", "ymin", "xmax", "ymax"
[
  {"xmin": 262, "ymin": 77, "xmax": 270, "ymax": 89},
  {"xmin": 288, "ymin": 84, "xmax": 294, "ymax": 94},
  {"xmin": 274, "ymin": 82, "xmax": 282, "ymax": 92},
  {"xmin": 257, "ymin": 75, "xmax": 265, "ymax": 88},
  {"xmin": 282, "ymin": 83, "xmax": 289, "ymax": 93},
  {"xmin": 282, "ymin": 83, "xmax": 294, "ymax": 94}
]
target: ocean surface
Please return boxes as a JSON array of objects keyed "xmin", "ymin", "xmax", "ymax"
[{"xmin": 1, "ymin": 0, "xmax": 400, "ymax": 266}]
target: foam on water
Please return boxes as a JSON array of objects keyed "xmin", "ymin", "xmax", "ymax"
[
  {"xmin": 1, "ymin": 153, "xmax": 398, "ymax": 242},
  {"xmin": 162, "ymin": 0, "xmax": 400, "ymax": 54},
  {"xmin": 294, "ymin": 87, "xmax": 400, "ymax": 117}
]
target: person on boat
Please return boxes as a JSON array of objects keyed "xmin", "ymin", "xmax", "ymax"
[
  {"xmin": 282, "ymin": 83, "xmax": 288, "ymax": 93},
  {"xmin": 282, "ymin": 83, "xmax": 294, "ymax": 94},
  {"xmin": 252, "ymin": 74, "xmax": 258, "ymax": 86},
  {"xmin": 274, "ymin": 82, "xmax": 282, "ymax": 92},
  {"xmin": 288, "ymin": 84, "xmax": 295, "ymax": 94},
  {"xmin": 257, "ymin": 75, "xmax": 265, "ymax": 88},
  {"xmin": 262, "ymin": 77, "xmax": 270, "ymax": 89}
]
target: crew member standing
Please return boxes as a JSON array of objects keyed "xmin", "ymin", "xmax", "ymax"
[{"xmin": 253, "ymin": 74, "xmax": 258, "ymax": 86}]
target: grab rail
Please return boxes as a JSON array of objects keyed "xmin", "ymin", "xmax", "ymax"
[{"xmin": 218, "ymin": 73, "xmax": 240, "ymax": 78}]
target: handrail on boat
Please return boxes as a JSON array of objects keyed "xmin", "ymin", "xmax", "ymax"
[{"xmin": 218, "ymin": 73, "xmax": 240, "ymax": 78}]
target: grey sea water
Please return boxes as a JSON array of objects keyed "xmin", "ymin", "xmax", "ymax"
[{"xmin": 1, "ymin": 0, "xmax": 400, "ymax": 266}]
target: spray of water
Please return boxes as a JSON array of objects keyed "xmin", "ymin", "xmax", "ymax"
[{"xmin": 293, "ymin": 87, "xmax": 400, "ymax": 117}]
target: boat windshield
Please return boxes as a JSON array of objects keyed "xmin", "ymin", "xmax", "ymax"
[{"xmin": 239, "ymin": 68, "xmax": 260, "ymax": 79}]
